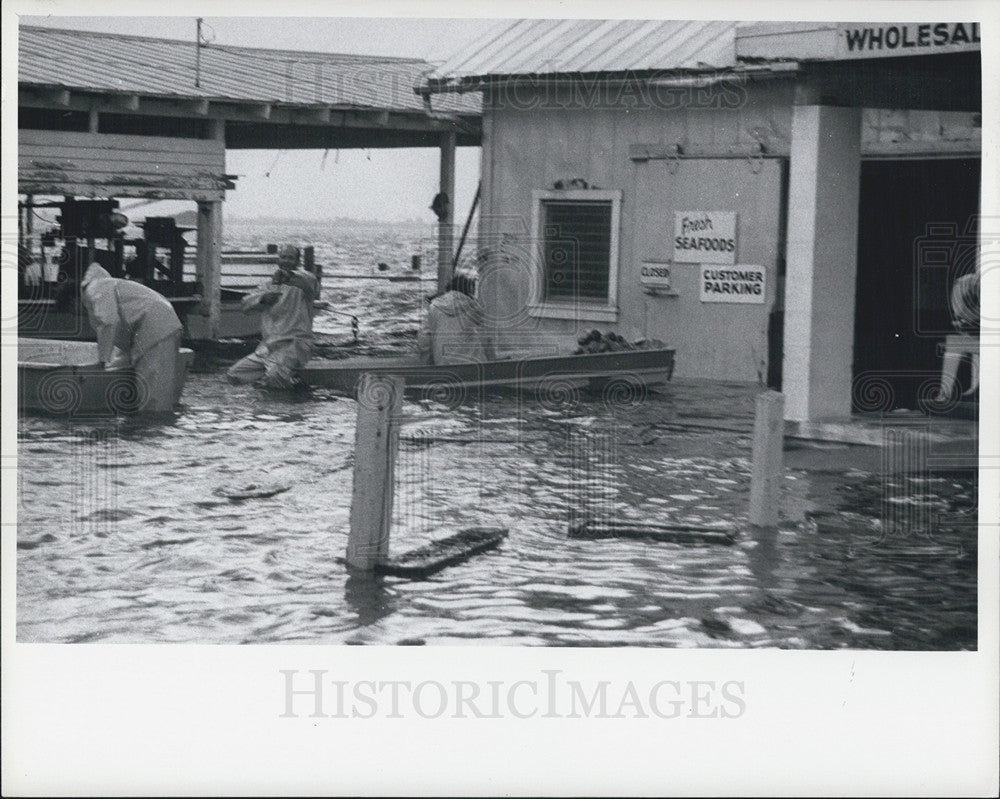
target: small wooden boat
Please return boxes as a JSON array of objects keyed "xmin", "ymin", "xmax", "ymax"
[
  {"xmin": 320, "ymin": 272, "xmax": 436, "ymax": 282},
  {"xmin": 302, "ymin": 346, "xmax": 675, "ymax": 397},
  {"xmin": 18, "ymin": 338, "xmax": 194, "ymax": 415}
]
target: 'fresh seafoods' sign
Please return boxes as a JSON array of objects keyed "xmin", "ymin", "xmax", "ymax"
[
  {"xmin": 838, "ymin": 23, "xmax": 980, "ymax": 58},
  {"xmin": 673, "ymin": 211, "xmax": 737, "ymax": 265}
]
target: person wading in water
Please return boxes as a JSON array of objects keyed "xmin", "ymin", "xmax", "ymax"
[{"xmin": 228, "ymin": 244, "xmax": 320, "ymax": 389}]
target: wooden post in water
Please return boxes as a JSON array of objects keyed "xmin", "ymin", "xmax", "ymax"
[
  {"xmin": 346, "ymin": 374, "xmax": 405, "ymax": 571},
  {"xmin": 749, "ymin": 391, "xmax": 785, "ymax": 528},
  {"xmin": 437, "ymin": 130, "xmax": 456, "ymax": 294},
  {"xmin": 195, "ymin": 200, "xmax": 222, "ymax": 339}
]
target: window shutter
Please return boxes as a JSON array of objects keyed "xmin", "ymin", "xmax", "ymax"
[{"xmin": 542, "ymin": 200, "xmax": 612, "ymax": 301}]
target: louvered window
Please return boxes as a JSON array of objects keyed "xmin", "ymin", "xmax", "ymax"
[
  {"xmin": 531, "ymin": 189, "xmax": 621, "ymax": 321},
  {"xmin": 542, "ymin": 200, "xmax": 612, "ymax": 301}
]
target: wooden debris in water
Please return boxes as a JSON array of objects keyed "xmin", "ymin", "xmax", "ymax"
[
  {"xmin": 375, "ymin": 527, "xmax": 508, "ymax": 579},
  {"xmin": 219, "ymin": 483, "xmax": 291, "ymax": 501},
  {"xmin": 569, "ymin": 520, "xmax": 737, "ymax": 546}
]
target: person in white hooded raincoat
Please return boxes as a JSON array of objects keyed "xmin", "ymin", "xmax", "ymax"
[
  {"xmin": 228, "ymin": 245, "xmax": 320, "ymax": 389},
  {"xmin": 417, "ymin": 274, "xmax": 496, "ymax": 365},
  {"xmin": 80, "ymin": 263, "xmax": 184, "ymax": 413}
]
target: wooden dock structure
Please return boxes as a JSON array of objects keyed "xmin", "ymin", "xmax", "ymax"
[{"xmin": 17, "ymin": 25, "xmax": 481, "ymax": 341}]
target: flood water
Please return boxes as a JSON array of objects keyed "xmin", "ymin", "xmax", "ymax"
[{"xmin": 16, "ymin": 221, "xmax": 978, "ymax": 647}]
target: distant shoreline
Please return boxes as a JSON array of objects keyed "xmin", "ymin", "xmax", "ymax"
[{"xmin": 225, "ymin": 216, "xmax": 431, "ymax": 228}]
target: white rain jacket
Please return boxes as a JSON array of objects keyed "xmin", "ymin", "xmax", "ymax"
[
  {"xmin": 81, "ymin": 265, "xmax": 183, "ymax": 367},
  {"xmin": 417, "ymin": 290, "xmax": 496, "ymax": 365},
  {"xmin": 241, "ymin": 269, "xmax": 320, "ymax": 370},
  {"xmin": 950, "ymin": 272, "xmax": 980, "ymax": 332}
]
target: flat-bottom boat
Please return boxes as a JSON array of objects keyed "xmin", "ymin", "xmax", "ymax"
[
  {"xmin": 302, "ymin": 346, "xmax": 675, "ymax": 398},
  {"xmin": 18, "ymin": 338, "xmax": 194, "ymax": 415}
]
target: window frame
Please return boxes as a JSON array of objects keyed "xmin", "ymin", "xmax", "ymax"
[{"xmin": 529, "ymin": 188, "xmax": 622, "ymax": 322}]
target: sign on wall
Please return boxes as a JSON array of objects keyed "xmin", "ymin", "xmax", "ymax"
[
  {"xmin": 700, "ymin": 265, "xmax": 766, "ymax": 304},
  {"xmin": 639, "ymin": 262, "xmax": 673, "ymax": 291},
  {"xmin": 837, "ymin": 23, "xmax": 980, "ymax": 59},
  {"xmin": 673, "ymin": 211, "xmax": 737, "ymax": 264}
]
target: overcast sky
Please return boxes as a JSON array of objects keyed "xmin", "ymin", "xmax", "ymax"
[{"xmin": 20, "ymin": 14, "xmax": 505, "ymax": 222}]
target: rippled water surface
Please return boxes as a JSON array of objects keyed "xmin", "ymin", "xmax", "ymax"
[{"xmin": 17, "ymin": 222, "xmax": 978, "ymax": 647}]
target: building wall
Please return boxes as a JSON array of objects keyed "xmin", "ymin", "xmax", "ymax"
[
  {"xmin": 475, "ymin": 78, "xmax": 980, "ymax": 382},
  {"xmin": 18, "ymin": 129, "xmax": 229, "ymax": 201}
]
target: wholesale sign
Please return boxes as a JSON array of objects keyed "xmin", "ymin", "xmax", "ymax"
[
  {"xmin": 700, "ymin": 265, "xmax": 766, "ymax": 304},
  {"xmin": 673, "ymin": 212, "xmax": 737, "ymax": 264},
  {"xmin": 838, "ymin": 23, "xmax": 980, "ymax": 58}
]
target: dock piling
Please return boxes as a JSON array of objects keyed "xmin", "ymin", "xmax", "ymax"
[
  {"xmin": 346, "ymin": 374, "xmax": 404, "ymax": 571},
  {"xmin": 749, "ymin": 390, "xmax": 785, "ymax": 528}
]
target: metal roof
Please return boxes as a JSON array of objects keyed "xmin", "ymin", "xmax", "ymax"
[
  {"xmin": 19, "ymin": 25, "xmax": 478, "ymax": 114},
  {"xmin": 425, "ymin": 19, "xmax": 740, "ymax": 89}
]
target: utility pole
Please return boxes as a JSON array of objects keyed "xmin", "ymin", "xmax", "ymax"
[{"xmin": 195, "ymin": 18, "xmax": 203, "ymax": 88}]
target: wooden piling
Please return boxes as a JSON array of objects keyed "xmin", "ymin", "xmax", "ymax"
[
  {"xmin": 749, "ymin": 391, "xmax": 785, "ymax": 528},
  {"xmin": 437, "ymin": 130, "xmax": 456, "ymax": 294},
  {"xmin": 195, "ymin": 199, "xmax": 222, "ymax": 339},
  {"xmin": 346, "ymin": 374, "xmax": 405, "ymax": 571}
]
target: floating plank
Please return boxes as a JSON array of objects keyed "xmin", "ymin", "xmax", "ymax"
[
  {"xmin": 569, "ymin": 520, "xmax": 737, "ymax": 546},
  {"xmin": 219, "ymin": 483, "xmax": 291, "ymax": 501},
  {"xmin": 375, "ymin": 527, "xmax": 508, "ymax": 579}
]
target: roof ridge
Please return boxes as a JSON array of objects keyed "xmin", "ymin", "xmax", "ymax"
[{"xmin": 18, "ymin": 24, "xmax": 429, "ymax": 64}]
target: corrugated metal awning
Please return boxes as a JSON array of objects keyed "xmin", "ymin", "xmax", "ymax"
[
  {"xmin": 19, "ymin": 25, "xmax": 479, "ymax": 114},
  {"xmin": 424, "ymin": 19, "xmax": 741, "ymax": 91}
]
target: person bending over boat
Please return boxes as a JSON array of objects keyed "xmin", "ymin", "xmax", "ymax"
[
  {"xmin": 228, "ymin": 244, "xmax": 320, "ymax": 390},
  {"xmin": 80, "ymin": 263, "xmax": 184, "ymax": 413},
  {"xmin": 417, "ymin": 273, "xmax": 497, "ymax": 365}
]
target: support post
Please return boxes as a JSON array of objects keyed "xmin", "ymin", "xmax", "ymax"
[
  {"xmin": 25, "ymin": 194, "xmax": 34, "ymax": 254},
  {"xmin": 749, "ymin": 391, "xmax": 785, "ymax": 528},
  {"xmin": 347, "ymin": 374, "xmax": 404, "ymax": 571},
  {"xmin": 782, "ymin": 104, "xmax": 861, "ymax": 422},
  {"xmin": 437, "ymin": 130, "xmax": 456, "ymax": 294},
  {"xmin": 192, "ymin": 118, "xmax": 227, "ymax": 339},
  {"xmin": 196, "ymin": 200, "xmax": 222, "ymax": 339}
]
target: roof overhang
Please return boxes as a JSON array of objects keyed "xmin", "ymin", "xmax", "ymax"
[
  {"xmin": 420, "ymin": 62, "xmax": 799, "ymax": 96},
  {"xmin": 19, "ymin": 84, "xmax": 481, "ymax": 148}
]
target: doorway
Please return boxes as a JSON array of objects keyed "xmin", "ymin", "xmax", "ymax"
[{"xmin": 853, "ymin": 158, "xmax": 980, "ymax": 410}]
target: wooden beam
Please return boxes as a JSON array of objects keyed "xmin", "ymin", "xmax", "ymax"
[
  {"xmin": 224, "ymin": 125, "xmax": 477, "ymax": 150},
  {"xmin": 188, "ymin": 98, "xmax": 210, "ymax": 116},
  {"xmin": 46, "ymin": 88, "xmax": 71, "ymax": 106},
  {"xmin": 295, "ymin": 106, "xmax": 331, "ymax": 124},
  {"xmin": 629, "ymin": 142, "xmax": 774, "ymax": 161},
  {"xmin": 115, "ymin": 94, "xmax": 140, "ymax": 111},
  {"xmin": 17, "ymin": 87, "xmax": 482, "ymax": 136},
  {"xmin": 208, "ymin": 118, "xmax": 225, "ymax": 142}
]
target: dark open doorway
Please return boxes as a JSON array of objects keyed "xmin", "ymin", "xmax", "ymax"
[{"xmin": 853, "ymin": 158, "xmax": 980, "ymax": 411}]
